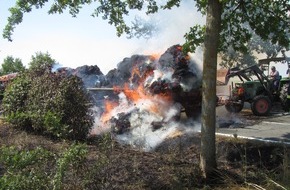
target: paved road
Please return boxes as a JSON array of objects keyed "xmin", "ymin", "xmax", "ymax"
[{"xmin": 216, "ymin": 105, "xmax": 290, "ymax": 145}]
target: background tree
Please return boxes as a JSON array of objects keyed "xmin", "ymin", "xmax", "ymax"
[
  {"xmin": 28, "ymin": 52, "xmax": 56, "ymax": 75},
  {"xmin": 0, "ymin": 56, "xmax": 25, "ymax": 75},
  {"xmin": 219, "ymin": 26, "xmax": 287, "ymax": 69},
  {"xmin": 3, "ymin": 0, "xmax": 290, "ymax": 179}
]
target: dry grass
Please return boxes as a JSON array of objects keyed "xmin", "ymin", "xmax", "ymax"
[{"xmin": 0, "ymin": 119, "xmax": 289, "ymax": 189}]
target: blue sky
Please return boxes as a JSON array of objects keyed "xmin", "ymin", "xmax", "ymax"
[{"xmin": 0, "ymin": 0, "xmax": 204, "ymax": 74}]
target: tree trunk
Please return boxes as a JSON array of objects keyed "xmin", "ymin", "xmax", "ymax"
[{"xmin": 200, "ymin": 0, "xmax": 222, "ymax": 178}]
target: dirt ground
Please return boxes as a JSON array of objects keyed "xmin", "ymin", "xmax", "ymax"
[{"xmin": 1, "ymin": 117, "xmax": 289, "ymax": 189}]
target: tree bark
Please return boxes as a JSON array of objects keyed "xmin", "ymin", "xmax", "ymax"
[{"xmin": 200, "ymin": 0, "xmax": 222, "ymax": 179}]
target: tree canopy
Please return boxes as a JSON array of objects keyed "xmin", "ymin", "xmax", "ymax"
[
  {"xmin": 0, "ymin": 56, "xmax": 25, "ymax": 75},
  {"xmin": 28, "ymin": 52, "xmax": 56, "ymax": 72},
  {"xmin": 219, "ymin": 31, "xmax": 287, "ymax": 69}
]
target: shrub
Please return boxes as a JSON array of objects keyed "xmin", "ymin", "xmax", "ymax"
[
  {"xmin": 0, "ymin": 146, "xmax": 52, "ymax": 190},
  {"xmin": 2, "ymin": 53, "xmax": 94, "ymax": 140},
  {"xmin": 53, "ymin": 143, "xmax": 88, "ymax": 190},
  {"xmin": 0, "ymin": 144, "xmax": 88, "ymax": 190},
  {"xmin": 2, "ymin": 73, "xmax": 32, "ymax": 129},
  {"xmin": 26, "ymin": 72, "xmax": 94, "ymax": 139}
]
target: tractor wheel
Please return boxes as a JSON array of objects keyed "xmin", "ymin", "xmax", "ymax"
[
  {"xmin": 225, "ymin": 102, "xmax": 244, "ymax": 113},
  {"xmin": 251, "ymin": 95, "xmax": 271, "ymax": 116},
  {"xmin": 279, "ymin": 83, "xmax": 290, "ymax": 111}
]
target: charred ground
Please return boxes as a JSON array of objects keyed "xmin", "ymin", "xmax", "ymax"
[{"xmin": 0, "ymin": 116, "xmax": 289, "ymax": 190}]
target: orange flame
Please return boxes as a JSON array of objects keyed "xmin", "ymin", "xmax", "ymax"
[
  {"xmin": 122, "ymin": 83, "xmax": 147, "ymax": 102},
  {"xmin": 129, "ymin": 66, "xmax": 141, "ymax": 83},
  {"xmin": 150, "ymin": 53, "xmax": 161, "ymax": 61},
  {"xmin": 122, "ymin": 81, "xmax": 173, "ymax": 115},
  {"xmin": 100, "ymin": 65, "xmax": 174, "ymax": 123},
  {"xmin": 101, "ymin": 100, "xmax": 119, "ymax": 123}
]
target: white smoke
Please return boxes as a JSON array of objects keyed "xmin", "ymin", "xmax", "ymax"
[
  {"xmin": 92, "ymin": 95, "xmax": 183, "ymax": 151},
  {"xmin": 90, "ymin": 64, "xmax": 202, "ymax": 151},
  {"xmin": 90, "ymin": 106, "xmax": 111, "ymax": 135},
  {"xmin": 129, "ymin": 1, "xmax": 205, "ymax": 61},
  {"xmin": 88, "ymin": 0, "xmax": 206, "ymax": 149},
  {"xmin": 116, "ymin": 114, "xmax": 201, "ymax": 152}
]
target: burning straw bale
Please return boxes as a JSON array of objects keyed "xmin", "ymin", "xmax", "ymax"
[
  {"xmin": 91, "ymin": 45, "xmax": 203, "ymax": 139},
  {"xmin": 105, "ymin": 55, "xmax": 154, "ymax": 87},
  {"xmin": 110, "ymin": 112, "xmax": 132, "ymax": 134},
  {"xmin": 56, "ymin": 45, "xmax": 204, "ymax": 150}
]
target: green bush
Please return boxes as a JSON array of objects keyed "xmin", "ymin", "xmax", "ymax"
[
  {"xmin": 0, "ymin": 144, "xmax": 89, "ymax": 190},
  {"xmin": 53, "ymin": 143, "xmax": 88, "ymax": 190},
  {"xmin": 26, "ymin": 72, "xmax": 94, "ymax": 139},
  {"xmin": 2, "ymin": 74, "xmax": 31, "ymax": 113},
  {"xmin": 2, "ymin": 53, "xmax": 94, "ymax": 140},
  {"xmin": 0, "ymin": 146, "xmax": 53, "ymax": 190},
  {"xmin": 2, "ymin": 74, "xmax": 32, "ymax": 129}
]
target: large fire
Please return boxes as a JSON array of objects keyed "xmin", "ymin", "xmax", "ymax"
[
  {"xmin": 100, "ymin": 66, "xmax": 174, "ymax": 124},
  {"xmin": 88, "ymin": 45, "xmax": 203, "ymax": 151},
  {"xmin": 52, "ymin": 45, "xmax": 204, "ymax": 151}
]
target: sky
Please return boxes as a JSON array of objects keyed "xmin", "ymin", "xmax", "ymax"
[{"xmin": 0, "ymin": 0, "xmax": 205, "ymax": 74}]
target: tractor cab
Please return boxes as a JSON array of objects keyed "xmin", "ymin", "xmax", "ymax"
[{"xmin": 258, "ymin": 56, "xmax": 290, "ymax": 93}]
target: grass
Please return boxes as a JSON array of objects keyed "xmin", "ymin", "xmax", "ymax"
[{"xmin": 0, "ymin": 119, "xmax": 290, "ymax": 190}]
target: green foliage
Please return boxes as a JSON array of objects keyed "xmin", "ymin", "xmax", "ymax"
[
  {"xmin": 91, "ymin": 0, "xmax": 131, "ymax": 36},
  {"xmin": 162, "ymin": 0, "xmax": 181, "ymax": 9},
  {"xmin": 53, "ymin": 143, "xmax": 88, "ymax": 190},
  {"xmin": 0, "ymin": 146, "xmax": 51, "ymax": 170},
  {"xmin": 219, "ymin": 26, "xmax": 287, "ymax": 68},
  {"xmin": 128, "ymin": 16, "xmax": 158, "ymax": 39},
  {"xmin": 2, "ymin": 53, "xmax": 94, "ymax": 140},
  {"xmin": 49, "ymin": 0, "xmax": 92, "ymax": 16},
  {"xmin": 28, "ymin": 52, "xmax": 56, "ymax": 75},
  {"xmin": 2, "ymin": 74, "xmax": 31, "ymax": 114},
  {"xmin": 26, "ymin": 72, "xmax": 93, "ymax": 139},
  {"xmin": 195, "ymin": 0, "xmax": 207, "ymax": 15},
  {"xmin": 220, "ymin": 0, "xmax": 289, "ymax": 53},
  {"xmin": 44, "ymin": 111, "xmax": 68, "ymax": 138},
  {"xmin": 6, "ymin": 111, "xmax": 32, "ymax": 130},
  {"xmin": 0, "ymin": 144, "xmax": 88, "ymax": 190},
  {"xmin": 218, "ymin": 0, "xmax": 290, "ymax": 68},
  {"xmin": 219, "ymin": 46, "xmax": 257, "ymax": 68},
  {"xmin": 183, "ymin": 25, "xmax": 205, "ymax": 53},
  {"xmin": 0, "ymin": 146, "xmax": 52, "ymax": 190},
  {"xmin": 3, "ymin": 7, "xmax": 23, "ymax": 42},
  {"xmin": 3, "ymin": 0, "xmax": 48, "ymax": 41},
  {"xmin": 0, "ymin": 56, "xmax": 25, "ymax": 75}
]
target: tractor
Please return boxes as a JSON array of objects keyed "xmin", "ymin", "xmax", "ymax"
[{"xmin": 224, "ymin": 56, "xmax": 290, "ymax": 116}]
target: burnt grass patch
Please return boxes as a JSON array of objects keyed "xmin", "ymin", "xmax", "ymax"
[{"xmin": 1, "ymin": 122, "xmax": 290, "ymax": 189}]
